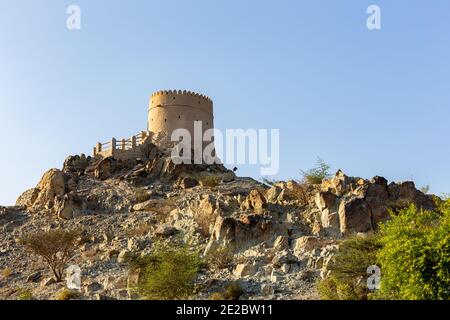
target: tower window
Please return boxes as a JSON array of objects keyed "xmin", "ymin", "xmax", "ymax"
[
  {"xmin": 165, "ymin": 119, "xmax": 167, "ymax": 122},
  {"xmin": 178, "ymin": 115, "xmax": 181, "ymax": 119}
]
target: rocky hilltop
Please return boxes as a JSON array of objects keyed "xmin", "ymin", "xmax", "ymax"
[{"xmin": 0, "ymin": 139, "xmax": 435, "ymax": 300}]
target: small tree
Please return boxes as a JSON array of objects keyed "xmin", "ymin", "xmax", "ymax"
[
  {"xmin": 301, "ymin": 157, "xmax": 331, "ymax": 185},
  {"xmin": 19, "ymin": 229, "xmax": 81, "ymax": 282}
]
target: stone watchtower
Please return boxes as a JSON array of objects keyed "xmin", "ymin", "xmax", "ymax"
[{"xmin": 148, "ymin": 90, "xmax": 214, "ymax": 144}]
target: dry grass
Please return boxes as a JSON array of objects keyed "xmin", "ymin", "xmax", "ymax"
[
  {"xmin": 197, "ymin": 176, "xmax": 221, "ymax": 189},
  {"xmin": 205, "ymin": 247, "xmax": 234, "ymax": 271},
  {"xmin": 134, "ymin": 188, "xmax": 152, "ymax": 203},
  {"xmin": 56, "ymin": 288, "xmax": 81, "ymax": 300},
  {"xmin": 2, "ymin": 268, "xmax": 12, "ymax": 279}
]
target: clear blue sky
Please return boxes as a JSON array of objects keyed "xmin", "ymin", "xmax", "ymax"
[{"xmin": 1, "ymin": 0, "xmax": 449, "ymax": 205}]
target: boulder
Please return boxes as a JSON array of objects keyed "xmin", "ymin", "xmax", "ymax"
[
  {"xmin": 315, "ymin": 191, "xmax": 338, "ymax": 212},
  {"xmin": 16, "ymin": 188, "xmax": 39, "ymax": 208},
  {"xmin": 338, "ymin": 197, "xmax": 373, "ymax": 235},
  {"xmin": 271, "ymin": 251, "xmax": 298, "ymax": 268},
  {"xmin": 63, "ymin": 154, "xmax": 90, "ymax": 174},
  {"xmin": 94, "ymin": 157, "xmax": 117, "ymax": 180},
  {"xmin": 32, "ymin": 169, "xmax": 66, "ymax": 211},
  {"xmin": 222, "ymin": 171, "xmax": 236, "ymax": 183},
  {"xmin": 155, "ymin": 225, "xmax": 177, "ymax": 237},
  {"xmin": 241, "ymin": 189, "xmax": 267, "ymax": 214},
  {"xmin": 293, "ymin": 236, "xmax": 327, "ymax": 255},
  {"xmin": 273, "ymin": 235, "xmax": 289, "ymax": 251},
  {"xmin": 178, "ymin": 177, "xmax": 198, "ymax": 189},
  {"xmin": 234, "ymin": 263, "xmax": 257, "ymax": 277}
]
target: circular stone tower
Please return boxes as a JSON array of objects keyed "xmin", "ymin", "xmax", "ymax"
[{"xmin": 148, "ymin": 90, "xmax": 214, "ymax": 145}]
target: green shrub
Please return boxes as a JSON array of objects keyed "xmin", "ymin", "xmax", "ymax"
[
  {"xmin": 300, "ymin": 157, "xmax": 331, "ymax": 185},
  {"xmin": 19, "ymin": 229, "xmax": 81, "ymax": 282},
  {"xmin": 134, "ymin": 242, "xmax": 202, "ymax": 300},
  {"xmin": 205, "ymin": 246, "xmax": 234, "ymax": 271},
  {"xmin": 376, "ymin": 203, "xmax": 450, "ymax": 300},
  {"xmin": 317, "ymin": 234, "xmax": 381, "ymax": 300}
]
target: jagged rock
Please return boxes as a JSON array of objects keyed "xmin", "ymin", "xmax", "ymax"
[
  {"xmin": 222, "ymin": 171, "xmax": 236, "ymax": 183},
  {"xmin": 261, "ymin": 284, "xmax": 275, "ymax": 295},
  {"xmin": 54, "ymin": 193, "xmax": 86, "ymax": 220},
  {"xmin": 63, "ymin": 154, "xmax": 90, "ymax": 174},
  {"xmin": 178, "ymin": 177, "xmax": 199, "ymax": 189},
  {"xmin": 293, "ymin": 236, "xmax": 330, "ymax": 256},
  {"xmin": 241, "ymin": 189, "xmax": 267, "ymax": 214},
  {"xmin": 320, "ymin": 209, "xmax": 339, "ymax": 231},
  {"xmin": 234, "ymin": 263, "xmax": 257, "ymax": 277},
  {"xmin": 85, "ymin": 282, "xmax": 103, "ymax": 294},
  {"xmin": 273, "ymin": 236, "xmax": 289, "ymax": 251},
  {"xmin": 94, "ymin": 157, "xmax": 117, "ymax": 180},
  {"xmin": 338, "ymin": 197, "xmax": 373, "ymax": 235},
  {"xmin": 270, "ymin": 269, "xmax": 284, "ymax": 283},
  {"xmin": 31, "ymin": 169, "xmax": 66, "ymax": 211},
  {"xmin": 132, "ymin": 198, "xmax": 175, "ymax": 213},
  {"xmin": 315, "ymin": 191, "xmax": 338, "ymax": 212},
  {"xmin": 266, "ymin": 186, "xmax": 282, "ymax": 202},
  {"xmin": 322, "ymin": 170, "xmax": 363, "ymax": 196},
  {"xmin": 16, "ymin": 188, "xmax": 39, "ymax": 208},
  {"xmin": 155, "ymin": 225, "xmax": 177, "ymax": 237},
  {"xmin": 271, "ymin": 251, "xmax": 298, "ymax": 268}
]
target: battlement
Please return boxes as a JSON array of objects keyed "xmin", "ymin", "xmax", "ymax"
[
  {"xmin": 151, "ymin": 89, "xmax": 212, "ymax": 104},
  {"xmin": 149, "ymin": 90, "xmax": 213, "ymax": 115}
]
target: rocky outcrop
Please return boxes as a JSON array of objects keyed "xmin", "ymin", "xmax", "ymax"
[
  {"xmin": 241, "ymin": 189, "xmax": 267, "ymax": 214},
  {"xmin": 31, "ymin": 169, "xmax": 66, "ymax": 211},
  {"xmin": 316, "ymin": 171, "xmax": 436, "ymax": 236}
]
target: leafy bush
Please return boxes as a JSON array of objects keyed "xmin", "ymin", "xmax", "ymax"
[
  {"xmin": 317, "ymin": 234, "xmax": 381, "ymax": 300},
  {"xmin": 19, "ymin": 229, "xmax": 81, "ymax": 282},
  {"xmin": 205, "ymin": 246, "xmax": 234, "ymax": 271},
  {"xmin": 301, "ymin": 157, "xmax": 331, "ymax": 185},
  {"xmin": 376, "ymin": 203, "xmax": 450, "ymax": 300},
  {"xmin": 133, "ymin": 242, "xmax": 202, "ymax": 300}
]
